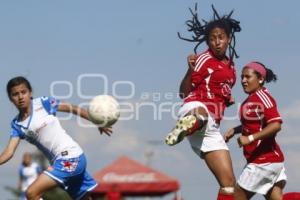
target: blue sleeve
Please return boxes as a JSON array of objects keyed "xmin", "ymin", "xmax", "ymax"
[
  {"xmin": 10, "ymin": 129, "xmax": 20, "ymax": 138},
  {"xmin": 36, "ymin": 165, "xmax": 42, "ymax": 174},
  {"xmin": 10, "ymin": 120, "xmax": 24, "ymax": 138},
  {"xmin": 19, "ymin": 166, "xmax": 24, "ymax": 177},
  {"xmin": 41, "ymin": 96, "xmax": 60, "ymax": 115}
]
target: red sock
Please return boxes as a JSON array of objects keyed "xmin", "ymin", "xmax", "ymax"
[
  {"xmin": 217, "ymin": 193, "xmax": 234, "ymax": 200},
  {"xmin": 186, "ymin": 115, "xmax": 204, "ymax": 135}
]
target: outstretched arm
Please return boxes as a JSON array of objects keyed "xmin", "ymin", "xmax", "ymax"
[
  {"xmin": 238, "ymin": 122, "xmax": 281, "ymax": 147},
  {"xmin": 57, "ymin": 101, "xmax": 113, "ymax": 136},
  {"xmin": 0, "ymin": 137, "xmax": 20, "ymax": 165},
  {"xmin": 57, "ymin": 101, "xmax": 90, "ymax": 120}
]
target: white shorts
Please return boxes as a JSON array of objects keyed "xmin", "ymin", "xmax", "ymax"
[
  {"xmin": 177, "ymin": 101, "xmax": 228, "ymax": 157},
  {"xmin": 238, "ymin": 162, "xmax": 287, "ymax": 195}
]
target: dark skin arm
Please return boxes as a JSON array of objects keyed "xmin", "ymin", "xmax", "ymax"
[
  {"xmin": 224, "ymin": 125, "xmax": 242, "ymax": 142},
  {"xmin": 179, "ymin": 68, "xmax": 192, "ymax": 99},
  {"xmin": 179, "ymin": 54, "xmax": 195, "ymax": 99},
  {"xmin": 58, "ymin": 101, "xmax": 113, "ymax": 136}
]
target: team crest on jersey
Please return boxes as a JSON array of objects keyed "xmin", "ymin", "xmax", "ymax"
[
  {"xmin": 50, "ymin": 98, "xmax": 58, "ymax": 106},
  {"xmin": 23, "ymin": 129, "xmax": 38, "ymax": 143},
  {"xmin": 61, "ymin": 159, "xmax": 79, "ymax": 173},
  {"xmin": 221, "ymin": 82, "xmax": 232, "ymax": 97}
]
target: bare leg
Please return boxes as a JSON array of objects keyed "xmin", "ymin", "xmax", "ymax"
[
  {"xmin": 203, "ymin": 150, "xmax": 235, "ymax": 192},
  {"xmin": 264, "ymin": 181, "xmax": 286, "ymax": 200},
  {"xmin": 26, "ymin": 173, "xmax": 59, "ymax": 200},
  {"xmin": 234, "ymin": 184, "xmax": 255, "ymax": 200}
]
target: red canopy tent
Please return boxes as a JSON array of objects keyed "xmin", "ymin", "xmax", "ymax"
[
  {"xmin": 283, "ymin": 192, "xmax": 300, "ymax": 200},
  {"xmin": 91, "ymin": 156, "xmax": 180, "ymax": 199}
]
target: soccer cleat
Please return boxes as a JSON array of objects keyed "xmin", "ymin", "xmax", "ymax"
[{"xmin": 165, "ymin": 115, "xmax": 197, "ymax": 146}]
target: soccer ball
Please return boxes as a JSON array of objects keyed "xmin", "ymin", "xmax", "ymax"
[{"xmin": 88, "ymin": 95, "xmax": 120, "ymax": 127}]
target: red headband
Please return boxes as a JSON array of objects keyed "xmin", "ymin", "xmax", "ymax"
[{"xmin": 244, "ymin": 62, "xmax": 266, "ymax": 78}]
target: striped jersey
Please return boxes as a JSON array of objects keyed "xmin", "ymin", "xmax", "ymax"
[
  {"xmin": 184, "ymin": 49, "xmax": 236, "ymax": 122},
  {"xmin": 10, "ymin": 97, "xmax": 83, "ymax": 163},
  {"xmin": 240, "ymin": 88, "xmax": 284, "ymax": 163}
]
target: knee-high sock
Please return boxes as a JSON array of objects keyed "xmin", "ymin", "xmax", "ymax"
[
  {"xmin": 217, "ymin": 193, "xmax": 234, "ymax": 200},
  {"xmin": 186, "ymin": 115, "xmax": 206, "ymax": 136}
]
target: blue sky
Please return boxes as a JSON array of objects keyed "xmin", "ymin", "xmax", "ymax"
[{"xmin": 1, "ymin": 1, "xmax": 300, "ymax": 199}]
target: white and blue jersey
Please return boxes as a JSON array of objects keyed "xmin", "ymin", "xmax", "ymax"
[
  {"xmin": 10, "ymin": 97, "xmax": 97, "ymax": 200},
  {"xmin": 10, "ymin": 96, "xmax": 83, "ymax": 162}
]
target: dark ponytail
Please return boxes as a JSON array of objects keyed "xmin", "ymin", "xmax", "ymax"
[{"xmin": 254, "ymin": 62, "xmax": 277, "ymax": 83}]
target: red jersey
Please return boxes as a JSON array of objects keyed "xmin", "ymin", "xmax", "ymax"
[
  {"xmin": 184, "ymin": 49, "xmax": 236, "ymax": 122},
  {"xmin": 240, "ymin": 88, "xmax": 284, "ymax": 164},
  {"xmin": 106, "ymin": 191, "xmax": 121, "ymax": 200}
]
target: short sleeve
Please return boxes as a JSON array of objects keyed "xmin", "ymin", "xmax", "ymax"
[
  {"xmin": 256, "ymin": 90, "xmax": 282, "ymax": 124},
  {"xmin": 191, "ymin": 56, "xmax": 211, "ymax": 86},
  {"xmin": 19, "ymin": 166, "xmax": 23, "ymax": 177},
  {"xmin": 261, "ymin": 94, "xmax": 282, "ymax": 124},
  {"xmin": 35, "ymin": 164, "xmax": 42, "ymax": 174},
  {"xmin": 41, "ymin": 96, "xmax": 60, "ymax": 115},
  {"xmin": 264, "ymin": 104, "xmax": 282, "ymax": 124},
  {"xmin": 10, "ymin": 120, "xmax": 24, "ymax": 138}
]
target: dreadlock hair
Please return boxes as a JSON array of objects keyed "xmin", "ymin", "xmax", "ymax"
[
  {"xmin": 253, "ymin": 62, "xmax": 278, "ymax": 83},
  {"xmin": 178, "ymin": 4, "xmax": 241, "ymax": 60}
]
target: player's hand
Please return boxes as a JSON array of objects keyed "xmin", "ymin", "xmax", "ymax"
[
  {"xmin": 225, "ymin": 96, "xmax": 235, "ymax": 107},
  {"xmin": 98, "ymin": 127, "xmax": 113, "ymax": 136},
  {"xmin": 224, "ymin": 128, "xmax": 235, "ymax": 143},
  {"xmin": 237, "ymin": 135, "xmax": 251, "ymax": 147},
  {"xmin": 187, "ymin": 54, "xmax": 196, "ymax": 70}
]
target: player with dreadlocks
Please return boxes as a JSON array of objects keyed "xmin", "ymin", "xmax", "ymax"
[{"xmin": 165, "ymin": 4, "xmax": 241, "ymax": 200}]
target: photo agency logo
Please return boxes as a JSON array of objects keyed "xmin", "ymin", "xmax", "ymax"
[
  {"xmin": 50, "ymin": 73, "xmax": 265, "ymax": 127},
  {"xmin": 50, "ymin": 73, "xmax": 182, "ymax": 127}
]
